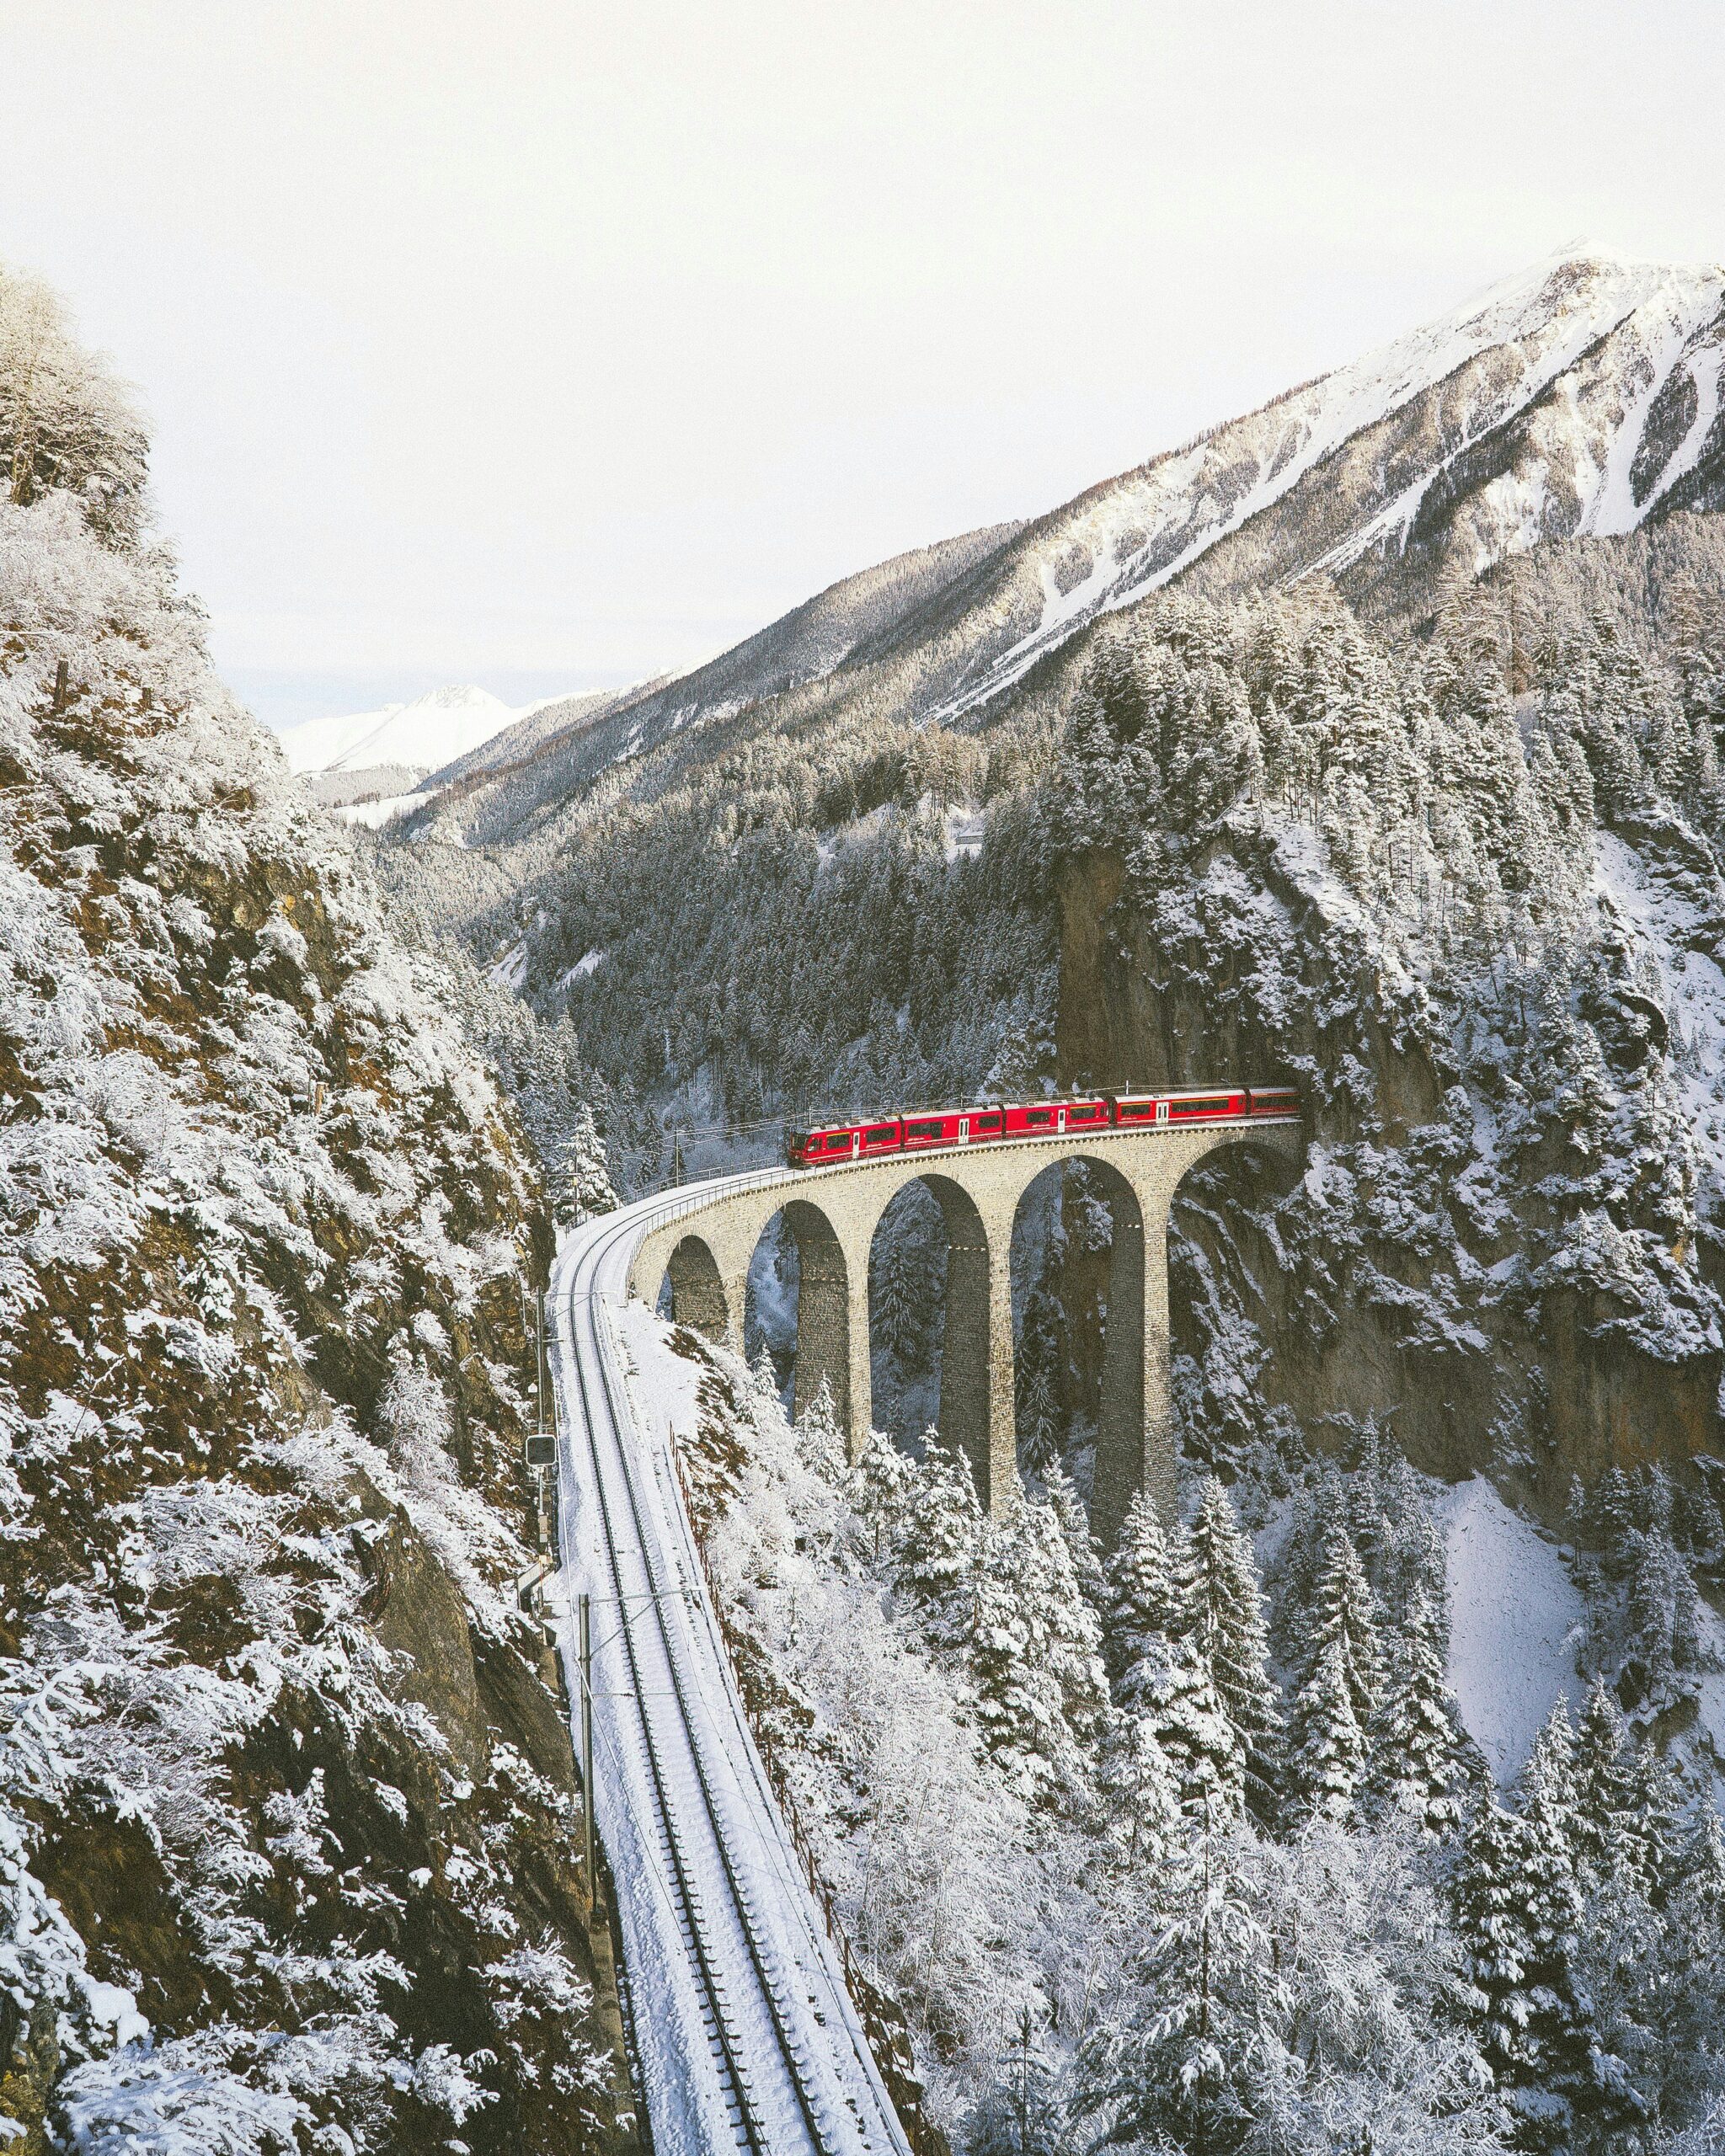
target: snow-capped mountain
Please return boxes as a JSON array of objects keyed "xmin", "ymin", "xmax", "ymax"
[
  {"xmin": 917, "ymin": 248, "xmax": 1725, "ymax": 722},
  {"xmin": 275, "ymin": 681, "xmax": 525, "ymax": 780},
  {"xmin": 437, "ymin": 251, "xmax": 1725, "ymax": 839}
]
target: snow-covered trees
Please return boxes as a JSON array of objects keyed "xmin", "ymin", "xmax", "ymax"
[
  {"xmin": 0, "ymin": 304, "xmax": 625, "ymax": 2147},
  {"xmin": 1182, "ymin": 1477, "xmax": 1282, "ymax": 1823},
  {"xmin": 674, "ymin": 1316, "xmax": 1725, "ymax": 2154},
  {"xmin": 0, "ymin": 261, "xmax": 148, "ymax": 543},
  {"xmin": 1287, "ymin": 1518, "xmax": 1382, "ymax": 1822}
]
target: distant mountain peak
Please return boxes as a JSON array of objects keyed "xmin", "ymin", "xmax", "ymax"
[{"xmin": 277, "ymin": 681, "xmax": 526, "ymax": 779}]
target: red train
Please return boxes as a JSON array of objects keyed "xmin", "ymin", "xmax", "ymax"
[{"xmin": 785, "ymin": 1086, "xmax": 1299, "ymax": 1168}]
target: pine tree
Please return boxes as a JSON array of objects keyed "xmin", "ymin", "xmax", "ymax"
[
  {"xmin": 1621, "ymin": 1736, "xmax": 1685, "ymax": 1908},
  {"xmin": 849, "ymin": 1426, "xmax": 913, "ymax": 1568},
  {"xmin": 1182, "ymin": 1477, "xmax": 1281, "ymax": 1822},
  {"xmin": 1103, "ymin": 1489, "xmax": 1183, "ymax": 1712},
  {"xmin": 871, "ymin": 1227, "xmax": 924, "ymax": 1374},
  {"xmin": 1096, "ymin": 1704, "xmax": 1181, "ymax": 1870},
  {"xmin": 795, "ymin": 1374, "xmax": 846, "ymax": 1480},
  {"xmin": 1452, "ymin": 1790, "xmax": 1588, "ymax": 2149},
  {"xmin": 896, "ymin": 1438, "xmax": 982, "ymax": 1629},
  {"xmin": 1044, "ymin": 1458, "xmax": 1106, "ymax": 1609},
  {"xmin": 1369, "ymin": 1582, "xmax": 1466, "ymax": 1835},
  {"xmin": 1571, "ymin": 1678, "xmax": 1636, "ymax": 1881},
  {"xmin": 1291, "ymin": 1636, "xmax": 1369, "ymax": 1824},
  {"xmin": 1518, "ymin": 1696, "xmax": 1578, "ymax": 1853},
  {"xmin": 1288, "ymin": 1519, "xmax": 1381, "ymax": 1824},
  {"xmin": 959, "ymin": 1494, "xmax": 1103, "ymax": 1800}
]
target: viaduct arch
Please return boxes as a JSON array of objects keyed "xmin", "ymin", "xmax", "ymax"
[{"xmin": 630, "ymin": 1121, "xmax": 1301, "ymax": 1545}]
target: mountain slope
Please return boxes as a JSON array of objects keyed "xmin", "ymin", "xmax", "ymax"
[
  {"xmin": 412, "ymin": 250, "xmax": 1725, "ymax": 851},
  {"xmin": 279, "ymin": 681, "xmax": 526, "ymax": 776}
]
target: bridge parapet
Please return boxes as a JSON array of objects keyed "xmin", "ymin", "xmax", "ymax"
[{"xmin": 628, "ymin": 1119, "xmax": 1302, "ymax": 1542}]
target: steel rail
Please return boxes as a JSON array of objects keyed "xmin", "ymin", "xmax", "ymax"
[
  {"xmin": 556, "ymin": 1175, "xmax": 907, "ymax": 2156},
  {"xmin": 561, "ymin": 1208, "xmax": 772, "ymax": 2151}
]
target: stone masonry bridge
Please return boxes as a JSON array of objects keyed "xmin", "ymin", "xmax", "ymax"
[{"xmin": 629, "ymin": 1117, "xmax": 1301, "ymax": 1543}]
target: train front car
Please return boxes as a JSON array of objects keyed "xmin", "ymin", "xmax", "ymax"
[{"xmin": 787, "ymin": 1120, "xmax": 864, "ymax": 1167}]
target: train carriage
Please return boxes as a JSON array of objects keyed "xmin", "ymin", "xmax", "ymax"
[{"xmin": 785, "ymin": 1084, "xmax": 1295, "ymax": 1168}]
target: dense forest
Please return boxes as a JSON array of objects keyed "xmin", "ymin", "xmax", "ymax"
[{"xmin": 675, "ymin": 1335, "xmax": 1725, "ymax": 2156}]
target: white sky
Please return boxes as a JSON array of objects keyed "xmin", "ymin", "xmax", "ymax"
[{"xmin": 3, "ymin": 1, "xmax": 1723, "ymax": 729}]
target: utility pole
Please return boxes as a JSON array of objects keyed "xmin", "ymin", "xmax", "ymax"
[{"xmin": 578, "ymin": 1592, "xmax": 595, "ymax": 1908}]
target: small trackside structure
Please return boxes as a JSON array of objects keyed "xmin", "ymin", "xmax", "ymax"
[{"xmin": 629, "ymin": 1090, "xmax": 1302, "ymax": 1545}]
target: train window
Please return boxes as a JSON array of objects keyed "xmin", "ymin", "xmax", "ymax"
[
  {"xmin": 825, "ymin": 1132, "xmax": 851, "ymax": 1150},
  {"xmin": 1169, "ymin": 1097, "xmax": 1230, "ymax": 1115},
  {"xmin": 975, "ymin": 1113, "xmax": 1001, "ymax": 1130},
  {"xmin": 1120, "ymin": 1101, "xmax": 1155, "ymax": 1118},
  {"xmin": 1069, "ymin": 1103, "xmax": 1101, "ymax": 1122},
  {"xmin": 866, "ymin": 1124, "xmax": 896, "ymax": 1144},
  {"xmin": 1027, "ymin": 1108, "xmax": 1053, "ymax": 1126},
  {"xmin": 905, "ymin": 1120, "xmax": 942, "ymax": 1140}
]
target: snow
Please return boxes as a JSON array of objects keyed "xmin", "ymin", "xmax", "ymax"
[
  {"xmin": 489, "ymin": 939, "xmax": 529, "ymax": 992},
  {"xmin": 1435, "ymin": 1477, "xmax": 1584, "ymax": 1779},
  {"xmin": 275, "ymin": 683, "xmax": 530, "ymax": 777},
  {"xmin": 1594, "ymin": 830, "xmax": 1725, "ymax": 1184},
  {"xmin": 333, "ymin": 790, "xmax": 427, "ymax": 830},
  {"xmin": 927, "ymin": 251, "xmax": 1725, "ymax": 727}
]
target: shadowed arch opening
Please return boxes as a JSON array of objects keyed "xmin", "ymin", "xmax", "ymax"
[
  {"xmin": 1167, "ymin": 1132, "xmax": 1306, "ymax": 1477},
  {"xmin": 662, "ymin": 1234, "xmax": 729, "ymax": 1343},
  {"xmin": 868, "ymin": 1172, "xmax": 995, "ymax": 1497},
  {"xmin": 743, "ymin": 1198, "xmax": 852, "ymax": 1428},
  {"xmin": 1008, "ymin": 1155, "xmax": 1145, "ymax": 1540}
]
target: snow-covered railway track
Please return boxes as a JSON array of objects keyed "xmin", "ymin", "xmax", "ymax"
[{"xmin": 551, "ymin": 1180, "xmax": 911, "ymax": 2156}]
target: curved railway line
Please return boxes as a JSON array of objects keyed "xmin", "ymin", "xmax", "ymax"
[{"xmin": 550, "ymin": 1172, "xmax": 912, "ymax": 2156}]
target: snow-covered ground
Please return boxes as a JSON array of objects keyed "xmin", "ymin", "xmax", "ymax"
[
  {"xmin": 1436, "ymin": 1477, "xmax": 1586, "ymax": 1778},
  {"xmin": 1594, "ymin": 829, "xmax": 1725, "ymax": 1186}
]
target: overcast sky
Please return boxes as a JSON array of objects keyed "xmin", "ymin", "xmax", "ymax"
[{"xmin": 3, "ymin": 2, "xmax": 1723, "ymax": 729}]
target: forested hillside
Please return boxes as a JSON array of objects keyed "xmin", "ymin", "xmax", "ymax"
[
  {"xmin": 644, "ymin": 1317, "xmax": 1725, "ymax": 2155},
  {"xmin": 0, "ymin": 266, "xmax": 633, "ymax": 2153}
]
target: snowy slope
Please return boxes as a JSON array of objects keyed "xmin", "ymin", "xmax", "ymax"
[
  {"xmin": 920, "ymin": 250, "xmax": 1725, "ymax": 724},
  {"xmin": 1436, "ymin": 1479, "xmax": 1585, "ymax": 1778},
  {"xmin": 428, "ymin": 250, "xmax": 1725, "ymax": 846},
  {"xmin": 276, "ymin": 681, "xmax": 527, "ymax": 776}
]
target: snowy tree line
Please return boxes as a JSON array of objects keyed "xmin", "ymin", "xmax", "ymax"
[
  {"xmin": 1039, "ymin": 570, "xmax": 1725, "ymax": 1500},
  {"xmin": 682, "ymin": 1351, "xmax": 1725, "ymax": 2156}
]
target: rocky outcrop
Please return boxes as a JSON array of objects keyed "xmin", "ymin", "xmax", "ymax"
[
  {"xmin": 1055, "ymin": 841, "xmax": 1722, "ymax": 1511},
  {"xmin": 0, "ymin": 479, "xmax": 635, "ymax": 2152}
]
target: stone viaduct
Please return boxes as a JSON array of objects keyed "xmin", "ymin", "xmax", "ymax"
[{"xmin": 628, "ymin": 1120, "xmax": 1301, "ymax": 1545}]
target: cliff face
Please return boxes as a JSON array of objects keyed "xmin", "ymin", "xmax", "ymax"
[
  {"xmin": 0, "ymin": 490, "xmax": 632, "ymax": 2153},
  {"xmin": 1045, "ymin": 584, "xmax": 1725, "ymax": 1514},
  {"xmin": 1055, "ymin": 842, "xmax": 1719, "ymax": 1502}
]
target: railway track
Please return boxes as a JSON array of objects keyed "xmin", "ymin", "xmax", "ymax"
[{"xmin": 551, "ymin": 1175, "xmax": 912, "ymax": 2156}]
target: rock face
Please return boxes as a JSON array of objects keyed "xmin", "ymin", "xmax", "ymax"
[
  {"xmin": 0, "ymin": 477, "xmax": 634, "ymax": 2150},
  {"xmin": 1045, "ymin": 568, "xmax": 1725, "ymax": 1514},
  {"xmin": 1056, "ymin": 843, "xmax": 1719, "ymax": 1501}
]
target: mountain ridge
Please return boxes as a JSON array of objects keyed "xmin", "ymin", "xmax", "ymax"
[{"xmin": 409, "ymin": 250, "xmax": 1724, "ymax": 851}]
